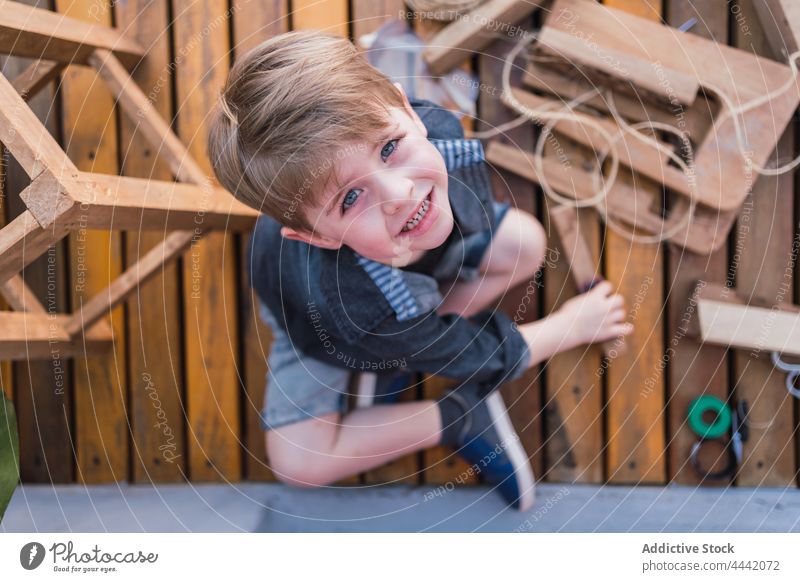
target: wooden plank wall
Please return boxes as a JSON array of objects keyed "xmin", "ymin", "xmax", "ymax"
[{"xmin": 1, "ymin": 0, "xmax": 798, "ymax": 491}]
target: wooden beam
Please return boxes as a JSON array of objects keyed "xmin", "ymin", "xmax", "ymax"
[
  {"xmin": 69, "ymin": 173, "xmax": 258, "ymax": 231},
  {"xmin": 0, "ymin": 209, "xmax": 69, "ymax": 285},
  {"xmin": 64, "ymin": 231, "xmax": 195, "ymax": 336},
  {"xmin": 11, "ymin": 60, "xmax": 64, "ymax": 100},
  {"xmin": 0, "ymin": 312, "xmax": 112, "ymax": 360},
  {"xmin": 422, "ymin": 0, "xmax": 544, "ymax": 75},
  {"xmin": 522, "ymin": 61, "xmax": 714, "ymax": 138},
  {"xmin": 0, "ymin": 274, "xmax": 46, "ymax": 312},
  {"xmin": 549, "ymin": 204, "xmax": 619, "ymax": 358},
  {"xmin": 88, "ymin": 48, "xmax": 208, "ymax": 186},
  {"xmin": 485, "ymin": 140, "xmax": 736, "ymax": 254},
  {"xmin": 0, "ymin": 69, "xmax": 80, "ymax": 182},
  {"xmin": 549, "ymin": 205, "xmax": 600, "ymax": 289},
  {"xmin": 536, "ymin": 27, "xmax": 700, "ymax": 108},
  {"xmin": 0, "ymin": 0, "xmax": 144, "ymax": 66},
  {"xmin": 509, "ymin": 87, "xmax": 692, "ymax": 199},
  {"xmin": 697, "ymin": 299, "xmax": 800, "ymax": 357}
]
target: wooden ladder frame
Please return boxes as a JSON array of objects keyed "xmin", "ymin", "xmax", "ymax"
[{"xmin": 0, "ymin": 0, "xmax": 259, "ymax": 360}]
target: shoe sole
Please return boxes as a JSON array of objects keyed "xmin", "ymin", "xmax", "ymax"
[{"xmin": 485, "ymin": 391, "xmax": 536, "ymax": 511}]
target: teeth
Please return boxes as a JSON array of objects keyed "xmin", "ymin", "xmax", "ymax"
[{"xmin": 402, "ymin": 196, "xmax": 430, "ymax": 232}]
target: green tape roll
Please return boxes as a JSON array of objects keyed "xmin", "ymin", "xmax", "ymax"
[{"xmin": 688, "ymin": 395, "xmax": 732, "ymax": 439}]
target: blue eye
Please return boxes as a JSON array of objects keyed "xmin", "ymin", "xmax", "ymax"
[
  {"xmin": 341, "ymin": 188, "xmax": 362, "ymax": 213},
  {"xmin": 381, "ymin": 139, "xmax": 399, "ymax": 161}
]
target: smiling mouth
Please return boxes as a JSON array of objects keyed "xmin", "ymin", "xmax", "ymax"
[{"xmin": 401, "ymin": 191, "xmax": 432, "ymax": 233}]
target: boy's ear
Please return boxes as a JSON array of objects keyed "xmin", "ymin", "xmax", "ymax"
[
  {"xmin": 393, "ymin": 82, "xmax": 427, "ymax": 137},
  {"xmin": 280, "ymin": 226, "xmax": 343, "ymax": 250}
]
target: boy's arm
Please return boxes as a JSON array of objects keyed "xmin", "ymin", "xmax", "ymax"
[{"xmin": 352, "ymin": 307, "xmax": 531, "ymax": 395}]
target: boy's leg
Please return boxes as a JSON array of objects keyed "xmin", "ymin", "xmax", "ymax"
[
  {"xmin": 266, "ymin": 401, "xmax": 441, "ymax": 487},
  {"xmin": 437, "ymin": 207, "xmax": 547, "ymax": 318}
]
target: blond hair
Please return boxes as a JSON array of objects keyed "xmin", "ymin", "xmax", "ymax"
[{"xmin": 208, "ymin": 30, "xmax": 406, "ymax": 232}]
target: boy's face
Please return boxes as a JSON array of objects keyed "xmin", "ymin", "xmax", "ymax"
[{"xmin": 280, "ymin": 85, "xmax": 455, "ymax": 266}]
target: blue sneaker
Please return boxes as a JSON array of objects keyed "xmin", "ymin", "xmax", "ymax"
[
  {"xmin": 448, "ymin": 384, "xmax": 536, "ymax": 511},
  {"xmin": 354, "ymin": 370, "xmax": 415, "ymax": 408}
]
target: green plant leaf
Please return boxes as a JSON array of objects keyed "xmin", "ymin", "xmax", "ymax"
[{"xmin": 0, "ymin": 393, "xmax": 20, "ymax": 523}]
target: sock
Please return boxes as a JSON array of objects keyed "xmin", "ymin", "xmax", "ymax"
[{"xmin": 436, "ymin": 390, "xmax": 469, "ymax": 446}]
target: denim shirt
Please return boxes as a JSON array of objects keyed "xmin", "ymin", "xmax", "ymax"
[{"xmin": 248, "ymin": 99, "xmax": 531, "ymax": 394}]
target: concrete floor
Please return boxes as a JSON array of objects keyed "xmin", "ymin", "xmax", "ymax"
[{"xmin": 3, "ymin": 482, "xmax": 800, "ymax": 533}]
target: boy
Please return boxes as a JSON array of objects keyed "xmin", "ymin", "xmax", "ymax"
[{"xmin": 208, "ymin": 30, "xmax": 632, "ymax": 511}]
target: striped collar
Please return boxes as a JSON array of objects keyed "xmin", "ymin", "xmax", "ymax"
[{"xmin": 429, "ymin": 138, "xmax": 485, "ymax": 171}]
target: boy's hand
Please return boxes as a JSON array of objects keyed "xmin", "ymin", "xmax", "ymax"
[{"xmin": 558, "ymin": 281, "xmax": 633, "ymax": 346}]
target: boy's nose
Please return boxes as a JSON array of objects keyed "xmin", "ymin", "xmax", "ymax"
[{"xmin": 379, "ymin": 177, "xmax": 415, "ymax": 216}]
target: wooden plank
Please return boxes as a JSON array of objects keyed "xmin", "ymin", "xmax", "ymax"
[
  {"xmin": 0, "ymin": 67, "xmax": 80, "ymax": 183},
  {"xmin": 89, "ymin": 48, "xmax": 207, "ymax": 185},
  {"xmin": 69, "ymin": 173, "xmax": 257, "ymax": 230},
  {"xmin": 0, "ymin": 209, "xmax": 69, "ymax": 285},
  {"xmin": 753, "ymin": 0, "xmax": 800, "ymax": 57},
  {"xmin": 664, "ymin": 0, "xmax": 731, "ymax": 486},
  {"xmin": 731, "ymin": 0, "xmax": 796, "ymax": 488},
  {"xmin": 2, "ymin": 3, "xmax": 74, "ymax": 483},
  {"xmin": 509, "ymin": 87, "xmax": 691, "ymax": 198},
  {"xmin": 479, "ymin": 29, "xmax": 544, "ymax": 482},
  {"xmin": 414, "ymin": 13, "xmax": 478, "ymax": 486},
  {"xmin": 486, "ymin": 139, "xmax": 738, "ymax": 255},
  {"xmin": 115, "ymin": 0, "xmax": 186, "ymax": 483},
  {"xmin": 697, "ymin": 301, "xmax": 800, "ymax": 355},
  {"xmin": 173, "ymin": 0, "xmax": 241, "ymax": 481},
  {"xmin": 422, "ymin": 0, "xmax": 544, "ymax": 75},
  {"xmin": 293, "ymin": 0, "xmax": 348, "ymax": 36},
  {"xmin": 536, "ymin": 26, "xmax": 700, "ymax": 107},
  {"xmin": 522, "ymin": 61, "xmax": 715, "ymax": 139},
  {"xmin": 10, "ymin": 60, "xmax": 64, "ymax": 99},
  {"xmin": 55, "ymin": 0, "xmax": 127, "ymax": 484},
  {"xmin": 0, "ymin": 312, "xmax": 111, "ymax": 359},
  {"xmin": 526, "ymin": 32, "xmax": 606, "ymax": 483},
  {"xmin": 0, "ymin": 0, "xmax": 144, "ymax": 66},
  {"xmin": 230, "ymin": 0, "xmax": 288, "ymax": 483},
  {"xmin": 0, "ymin": 274, "xmax": 46, "ymax": 312},
  {"xmin": 63, "ymin": 231, "xmax": 194, "ymax": 336},
  {"xmin": 293, "ymin": 0, "xmax": 360, "ymax": 487},
  {"xmin": 349, "ymin": 0, "xmax": 420, "ymax": 486},
  {"xmin": 602, "ymin": 0, "xmax": 665, "ymax": 486},
  {"xmin": 545, "ymin": 0, "xmax": 799, "ymax": 215}
]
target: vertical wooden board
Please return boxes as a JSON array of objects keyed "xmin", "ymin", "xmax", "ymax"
[
  {"xmin": 55, "ymin": 0, "xmax": 128, "ymax": 484},
  {"xmin": 231, "ymin": 0, "xmax": 288, "ymax": 482},
  {"xmin": 414, "ymin": 14, "xmax": 478, "ymax": 485},
  {"xmin": 602, "ymin": 0, "xmax": 666, "ymax": 485},
  {"xmin": 290, "ymin": 0, "xmax": 358, "ymax": 487},
  {"xmin": 543, "ymin": 206, "xmax": 604, "ymax": 483},
  {"xmin": 352, "ymin": 0, "xmax": 406, "ymax": 41},
  {"xmin": 116, "ymin": 0, "xmax": 186, "ymax": 483},
  {"xmin": 173, "ymin": 0, "xmax": 241, "ymax": 481},
  {"xmin": 2, "ymin": 0, "xmax": 73, "ymax": 484},
  {"xmin": 664, "ymin": 0, "xmax": 731, "ymax": 485},
  {"xmin": 293, "ymin": 0, "xmax": 349, "ymax": 36},
  {"xmin": 479, "ymin": 31, "xmax": 545, "ymax": 481},
  {"xmin": 352, "ymin": 0, "xmax": 420, "ymax": 485},
  {"xmin": 732, "ymin": 0, "xmax": 796, "ymax": 487}
]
